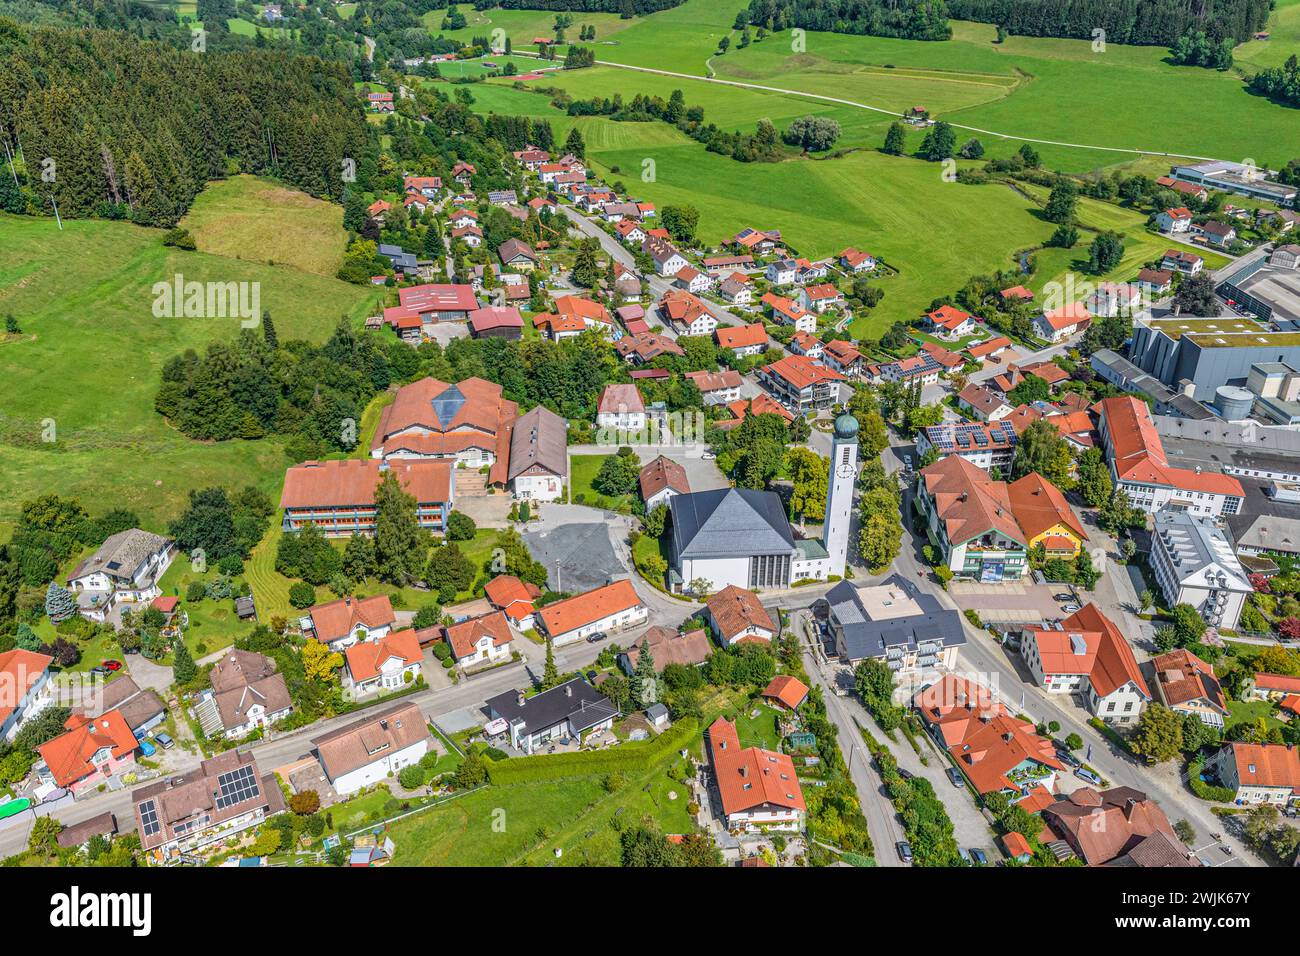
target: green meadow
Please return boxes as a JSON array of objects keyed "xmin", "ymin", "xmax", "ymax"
[{"xmin": 0, "ymin": 209, "xmax": 377, "ymax": 532}]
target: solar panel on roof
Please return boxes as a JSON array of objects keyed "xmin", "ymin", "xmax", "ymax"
[
  {"xmin": 214, "ymin": 765, "xmax": 260, "ymax": 809},
  {"xmin": 430, "ymin": 384, "xmax": 467, "ymax": 428},
  {"xmin": 139, "ymin": 799, "xmax": 160, "ymax": 836}
]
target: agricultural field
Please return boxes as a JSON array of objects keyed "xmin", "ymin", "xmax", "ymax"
[
  {"xmin": 0, "ymin": 206, "xmax": 377, "ymax": 533},
  {"xmin": 179, "ymin": 175, "xmax": 351, "ymax": 279},
  {"xmin": 423, "ymin": 6, "xmax": 635, "ymax": 48}
]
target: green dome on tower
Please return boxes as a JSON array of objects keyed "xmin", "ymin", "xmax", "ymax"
[{"xmin": 833, "ymin": 413, "xmax": 859, "ymax": 440}]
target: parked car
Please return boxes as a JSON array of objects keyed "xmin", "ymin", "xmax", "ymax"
[
  {"xmin": 897, "ymin": 767, "xmax": 914, "ymax": 781},
  {"xmin": 970, "ymin": 847, "xmax": 989, "ymax": 866},
  {"xmin": 957, "ymin": 846, "xmax": 972, "ymax": 863},
  {"xmin": 1061, "ymin": 604, "xmax": 1081, "ymax": 614},
  {"xmin": 1052, "ymin": 593, "xmax": 1074, "ymax": 603},
  {"xmin": 1056, "ymin": 749, "xmax": 1082, "ymax": 768},
  {"xmin": 101, "ymin": 660, "xmax": 122, "ymax": 671},
  {"xmin": 89, "ymin": 666, "xmax": 110, "ymax": 675},
  {"xmin": 138, "ymin": 739, "xmax": 157, "ymax": 758},
  {"xmin": 154, "ymin": 733, "xmax": 175, "ymax": 750},
  {"xmin": 585, "ymin": 631, "xmax": 609, "ymax": 644},
  {"xmin": 1074, "ymin": 767, "xmax": 1102, "ymax": 785},
  {"xmin": 701, "ymin": 451, "xmax": 716, "ymax": 460},
  {"xmin": 946, "ymin": 767, "xmax": 964, "ymax": 788},
  {"xmin": 896, "ymin": 841, "xmax": 913, "ymax": 864},
  {"xmin": 123, "ymin": 647, "xmax": 140, "ymax": 655}
]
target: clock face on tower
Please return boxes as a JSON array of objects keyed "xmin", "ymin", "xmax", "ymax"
[{"xmin": 836, "ymin": 462, "xmax": 856, "ymax": 479}]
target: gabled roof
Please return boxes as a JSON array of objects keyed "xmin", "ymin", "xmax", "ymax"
[
  {"xmin": 598, "ymin": 383, "xmax": 645, "ymax": 415},
  {"xmin": 38, "ymin": 711, "xmax": 137, "ymax": 786},
  {"xmin": 763, "ymin": 354, "xmax": 844, "ymax": 390},
  {"xmin": 1007, "ymin": 472, "xmax": 1087, "ymax": 543},
  {"xmin": 1152, "ymin": 649, "xmax": 1227, "ymax": 714},
  {"xmin": 639, "ymin": 455, "xmax": 690, "ymax": 501},
  {"xmin": 444, "ymin": 612, "xmax": 513, "ymax": 660},
  {"xmin": 538, "ymin": 580, "xmax": 643, "ymax": 637},
  {"xmin": 508, "ymin": 404, "xmax": 567, "ymax": 481},
  {"xmin": 69, "ymin": 529, "xmax": 171, "ymax": 583},
  {"xmin": 920, "ymin": 455, "xmax": 1025, "ymax": 548},
  {"xmin": 346, "ymin": 629, "xmax": 423, "ymax": 680},
  {"xmin": 763, "ymin": 675, "xmax": 809, "ymax": 710},
  {"xmin": 306, "ymin": 595, "xmax": 397, "ymax": 644},
  {"xmin": 281, "ymin": 459, "xmax": 452, "ymax": 510},
  {"xmin": 0, "ymin": 648, "xmax": 52, "ymax": 726},
  {"xmin": 959, "ymin": 383, "xmax": 1011, "ymax": 416},
  {"xmin": 1028, "ymin": 603, "xmax": 1150, "ymax": 699},
  {"xmin": 484, "ymin": 575, "xmax": 541, "ymax": 623},
  {"xmin": 623, "ymin": 626, "xmax": 712, "ymax": 670},
  {"xmin": 707, "ymin": 717, "xmax": 805, "ymax": 816},
  {"xmin": 926, "ymin": 304, "xmax": 976, "ymax": 330},
  {"xmin": 670, "ymin": 488, "xmax": 795, "ymax": 560},
  {"xmin": 312, "ymin": 702, "xmax": 431, "ymax": 781},
  {"xmin": 706, "ymin": 585, "xmax": 775, "ymax": 640},
  {"xmin": 715, "ymin": 323, "xmax": 768, "ymax": 350},
  {"xmin": 1039, "ymin": 302, "xmax": 1092, "ymax": 330}
]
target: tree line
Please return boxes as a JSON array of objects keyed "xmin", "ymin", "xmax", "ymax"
[
  {"xmin": 946, "ymin": 0, "xmax": 1271, "ymax": 45},
  {"xmin": 743, "ymin": 0, "xmax": 952, "ymax": 41},
  {"xmin": 0, "ymin": 21, "xmax": 370, "ymax": 225}
]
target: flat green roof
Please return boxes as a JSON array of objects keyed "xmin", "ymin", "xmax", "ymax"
[
  {"xmin": 1147, "ymin": 317, "xmax": 1267, "ymax": 339},
  {"xmin": 1186, "ymin": 331, "xmax": 1300, "ymax": 348}
]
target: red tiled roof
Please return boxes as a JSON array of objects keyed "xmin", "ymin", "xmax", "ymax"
[
  {"xmin": 484, "ymin": 575, "xmax": 541, "ymax": 624},
  {"xmin": 0, "ymin": 648, "xmax": 53, "ymax": 726},
  {"xmin": 1098, "ymin": 396, "xmax": 1244, "ymax": 498},
  {"xmin": 38, "ymin": 711, "xmax": 137, "ymax": 787},
  {"xmin": 965, "ymin": 336, "xmax": 1012, "ymax": 358},
  {"xmin": 445, "ymin": 611, "xmax": 513, "ymax": 660},
  {"xmin": 1029, "ymin": 603, "xmax": 1150, "ymax": 699},
  {"xmin": 1039, "ymin": 302, "xmax": 1092, "ymax": 331},
  {"xmin": 598, "ymin": 383, "xmax": 645, "ymax": 415},
  {"xmin": 763, "ymin": 675, "xmax": 809, "ymax": 711},
  {"xmin": 538, "ymin": 580, "xmax": 642, "ymax": 638},
  {"xmin": 345, "ymin": 629, "xmax": 422, "ymax": 682},
  {"xmin": 926, "ymin": 304, "xmax": 975, "ymax": 330},
  {"xmin": 1254, "ymin": 673, "xmax": 1300, "ymax": 694},
  {"xmin": 639, "ymin": 455, "xmax": 690, "ymax": 500},
  {"xmin": 706, "ymin": 585, "xmax": 774, "ymax": 641},
  {"xmin": 306, "ymin": 595, "xmax": 396, "ymax": 645},
  {"xmin": 707, "ymin": 717, "xmax": 805, "ymax": 816},
  {"xmin": 763, "ymin": 354, "xmax": 844, "ymax": 390},
  {"xmin": 1226, "ymin": 742, "xmax": 1300, "ymax": 790},
  {"xmin": 715, "ymin": 323, "xmax": 768, "ymax": 350},
  {"xmin": 280, "ymin": 459, "xmax": 452, "ymax": 510}
]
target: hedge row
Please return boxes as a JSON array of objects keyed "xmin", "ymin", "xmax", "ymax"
[
  {"xmin": 485, "ymin": 718, "xmax": 701, "ymax": 785},
  {"xmin": 1186, "ymin": 756, "xmax": 1237, "ymax": 804}
]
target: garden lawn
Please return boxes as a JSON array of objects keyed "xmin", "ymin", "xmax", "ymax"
[
  {"xmin": 0, "ymin": 212, "xmax": 375, "ymax": 529},
  {"xmin": 153, "ymin": 557, "xmax": 251, "ymax": 660},
  {"xmin": 1225, "ymin": 698, "xmax": 1286, "ymax": 735},
  {"xmin": 570, "ymin": 453, "xmax": 639, "ymax": 512},
  {"xmin": 733, "ymin": 700, "xmax": 784, "ymax": 751}
]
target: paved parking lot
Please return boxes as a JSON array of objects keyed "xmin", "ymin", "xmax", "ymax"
[
  {"xmin": 523, "ymin": 515, "xmax": 627, "ymax": 593},
  {"xmin": 948, "ymin": 580, "xmax": 1079, "ymax": 625}
]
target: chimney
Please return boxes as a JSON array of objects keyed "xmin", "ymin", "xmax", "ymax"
[
  {"xmin": 517, "ymin": 694, "xmax": 525, "ymax": 707},
  {"xmin": 739, "ymin": 765, "xmax": 748, "ymax": 777},
  {"xmin": 379, "ymin": 719, "xmax": 388, "ymax": 730},
  {"xmin": 565, "ymin": 685, "xmax": 573, "ymax": 697},
  {"xmin": 345, "ymin": 597, "xmax": 352, "ymax": 607}
]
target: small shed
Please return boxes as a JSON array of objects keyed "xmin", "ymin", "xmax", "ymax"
[
  {"xmin": 645, "ymin": 703, "xmax": 670, "ymax": 729},
  {"xmin": 235, "ymin": 595, "xmax": 257, "ymax": 621}
]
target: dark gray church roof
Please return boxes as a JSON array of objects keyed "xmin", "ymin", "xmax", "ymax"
[
  {"xmin": 822, "ymin": 575, "xmax": 966, "ymax": 661},
  {"xmin": 669, "ymin": 488, "xmax": 795, "ymax": 559}
]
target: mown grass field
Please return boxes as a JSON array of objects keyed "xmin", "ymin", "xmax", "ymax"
[
  {"xmin": 179, "ymin": 175, "xmax": 350, "ymax": 278},
  {"xmin": 0, "ymin": 209, "xmax": 377, "ymax": 532}
]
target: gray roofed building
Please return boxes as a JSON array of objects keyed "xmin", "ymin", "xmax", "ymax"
[
  {"xmin": 194, "ymin": 650, "xmax": 292, "ymax": 739},
  {"xmin": 1150, "ymin": 511, "xmax": 1252, "ymax": 632},
  {"xmin": 486, "ymin": 677, "xmax": 619, "ymax": 754},
  {"xmin": 818, "ymin": 574, "xmax": 966, "ymax": 671},
  {"xmin": 1231, "ymin": 512, "xmax": 1300, "ymax": 557},
  {"xmin": 378, "ymin": 244, "xmax": 418, "ymax": 273},
  {"xmin": 508, "ymin": 405, "xmax": 568, "ymax": 482},
  {"xmin": 74, "ymin": 675, "xmax": 165, "ymax": 737},
  {"xmin": 312, "ymin": 701, "xmax": 431, "ymax": 783},
  {"xmin": 1088, "ymin": 349, "xmax": 1214, "ymax": 420},
  {"xmin": 68, "ymin": 529, "xmax": 172, "ymax": 586},
  {"xmin": 670, "ymin": 488, "xmax": 794, "ymax": 560},
  {"xmin": 55, "ymin": 811, "xmax": 117, "ymax": 850}
]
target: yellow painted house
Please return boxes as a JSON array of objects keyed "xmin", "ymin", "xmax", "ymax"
[{"xmin": 1007, "ymin": 473, "xmax": 1088, "ymax": 558}]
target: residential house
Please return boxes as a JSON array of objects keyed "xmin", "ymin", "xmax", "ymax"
[
  {"xmin": 1207, "ymin": 742, "xmax": 1300, "ymax": 806},
  {"xmin": 642, "ymin": 236, "xmax": 689, "ymax": 277},
  {"xmin": 1021, "ymin": 604, "xmax": 1151, "ymax": 723},
  {"xmin": 839, "ymin": 247, "xmax": 876, "ymax": 273},
  {"xmin": 924, "ymin": 305, "xmax": 978, "ymax": 340},
  {"xmin": 1161, "ymin": 249, "xmax": 1204, "ymax": 274},
  {"xmin": 818, "ymin": 575, "xmax": 966, "ymax": 673},
  {"xmin": 731, "ymin": 228, "xmax": 782, "ymax": 254},
  {"xmin": 369, "ymin": 375, "xmax": 514, "ymax": 478},
  {"xmin": 596, "ymin": 383, "xmax": 647, "ymax": 432},
  {"xmin": 312, "ymin": 702, "xmax": 432, "ymax": 796},
  {"xmin": 66, "ymin": 529, "xmax": 175, "ymax": 623},
  {"xmin": 37, "ymin": 711, "xmax": 138, "ymax": 793},
  {"xmin": 484, "ymin": 576, "xmax": 542, "ymax": 632},
  {"xmin": 497, "ymin": 238, "xmax": 538, "ymax": 271},
  {"xmin": 706, "ymin": 717, "xmax": 805, "ymax": 831},
  {"xmin": 451, "ymin": 225, "xmax": 483, "ymax": 248},
  {"xmin": 759, "ymin": 354, "xmax": 844, "ymax": 415},
  {"xmin": 965, "ymin": 336, "xmax": 1013, "ymax": 363},
  {"xmin": 1086, "ymin": 282, "xmax": 1142, "ymax": 318},
  {"xmin": 674, "ymin": 265, "xmax": 713, "ymax": 295},
  {"xmin": 300, "ymin": 594, "xmax": 396, "ymax": 651},
  {"xmin": 343, "ymin": 630, "xmax": 423, "ymax": 697},
  {"xmin": 1246, "ymin": 672, "xmax": 1300, "ymax": 702},
  {"xmin": 404, "ymin": 175, "xmax": 442, "ymax": 199},
  {"xmin": 486, "ymin": 678, "xmax": 619, "ymax": 754},
  {"xmin": 618, "ymin": 625, "xmax": 712, "ymax": 673},
  {"xmin": 280, "ymin": 458, "xmax": 453, "ymax": 536},
  {"xmin": 615, "ymin": 218, "xmax": 646, "ymax": 244},
  {"xmin": 639, "ymin": 455, "xmax": 690, "ymax": 510},
  {"xmin": 1150, "ymin": 510, "xmax": 1252, "ymax": 632},
  {"xmin": 0, "ymin": 648, "xmax": 53, "ymax": 742},
  {"xmin": 1157, "ymin": 207, "xmax": 1194, "ymax": 233},
  {"xmin": 705, "ymin": 585, "xmax": 775, "ymax": 647},
  {"xmin": 798, "ymin": 283, "xmax": 844, "ymax": 314},
  {"xmin": 445, "ymin": 611, "xmax": 514, "ymax": 669},
  {"xmin": 1137, "ymin": 268, "xmax": 1174, "ymax": 295},
  {"xmin": 958, "ymin": 383, "xmax": 1013, "ymax": 422},
  {"xmin": 914, "ymin": 674, "xmax": 1063, "ymax": 801},
  {"xmin": 685, "ymin": 369, "xmax": 744, "ymax": 406},
  {"xmin": 820, "ymin": 340, "xmax": 862, "ymax": 378},
  {"xmin": 131, "ymin": 750, "xmax": 284, "ymax": 863},
  {"xmin": 658, "ymin": 290, "xmax": 716, "ymax": 336},
  {"xmin": 1196, "ymin": 220, "xmax": 1237, "ymax": 248},
  {"xmin": 788, "ymin": 331, "xmax": 824, "ymax": 360},
  {"xmin": 508, "ymin": 404, "xmax": 568, "ymax": 502},
  {"xmin": 1034, "ymin": 302, "xmax": 1092, "ymax": 343},
  {"xmin": 718, "ymin": 274, "xmax": 754, "ymax": 306},
  {"xmin": 915, "ymin": 420, "xmax": 1019, "ymax": 473},
  {"xmin": 537, "ymin": 580, "xmax": 648, "ymax": 646},
  {"xmin": 719, "ymin": 394, "xmax": 795, "ymax": 430},
  {"xmin": 615, "ymin": 332, "xmax": 685, "ymax": 364},
  {"xmin": 468, "ymin": 306, "xmax": 524, "ymax": 341},
  {"xmin": 761, "ymin": 292, "xmax": 816, "ymax": 334},
  {"xmin": 193, "ymin": 650, "xmax": 292, "ymax": 737},
  {"xmin": 366, "ymin": 199, "xmax": 389, "ymax": 223},
  {"xmin": 1151, "ymin": 649, "xmax": 1229, "ymax": 730},
  {"xmin": 715, "ymin": 323, "xmax": 768, "ymax": 358},
  {"xmin": 1042, "ymin": 786, "xmax": 1196, "ymax": 866}
]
